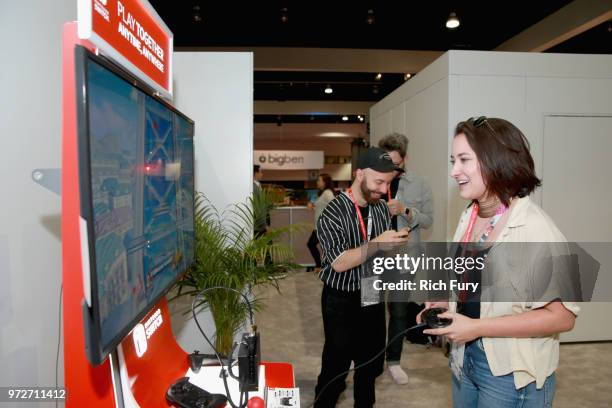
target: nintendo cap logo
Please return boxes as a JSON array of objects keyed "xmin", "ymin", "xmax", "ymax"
[
  {"xmin": 132, "ymin": 323, "xmax": 148, "ymax": 357},
  {"xmin": 379, "ymin": 152, "xmax": 392, "ymax": 161}
]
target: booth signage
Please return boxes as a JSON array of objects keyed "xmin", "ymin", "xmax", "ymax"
[
  {"xmin": 131, "ymin": 307, "xmax": 163, "ymax": 358},
  {"xmin": 132, "ymin": 323, "xmax": 148, "ymax": 357},
  {"xmin": 78, "ymin": 0, "xmax": 173, "ymax": 98},
  {"xmin": 255, "ymin": 150, "xmax": 325, "ymax": 170}
]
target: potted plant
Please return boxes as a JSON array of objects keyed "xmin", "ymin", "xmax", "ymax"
[{"xmin": 173, "ymin": 191, "xmax": 300, "ymax": 356}]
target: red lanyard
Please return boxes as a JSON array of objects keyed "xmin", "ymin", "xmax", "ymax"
[
  {"xmin": 347, "ymin": 188, "xmax": 370, "ymax": 242},
  {"xmin": 461, "ymin": 202, "xmax": 508, "ymax": 243},
  {"xmin": 458, "ymin": 202, "xmax": 508, "ymax": 303},
  {"xmin": 462, "ymin": 204, "xmax": 480, "ymax": 243},
  {"xmin": 458, "ymin": 204, "xmax": 480, "ymax": 303}
]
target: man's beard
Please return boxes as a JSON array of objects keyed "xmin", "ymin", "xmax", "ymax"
[{"xmin": 360, "ymin": 179, "xmax": 381, "ymax": 204}]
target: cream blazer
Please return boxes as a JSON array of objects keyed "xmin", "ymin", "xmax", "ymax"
[{"xmin": 449, "ymin": 196, "xmax": 580, "ymax": 389}]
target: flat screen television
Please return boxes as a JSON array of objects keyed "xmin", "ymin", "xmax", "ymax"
[{"xmin": 74, "ymin": 45, "xmax": 195, "ymax": 365}]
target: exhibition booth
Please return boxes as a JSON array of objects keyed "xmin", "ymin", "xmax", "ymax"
[
  {"xmin": 60, "ymin": 1, "xmax": 292, "ymax": 406},
  {"xmin": 16, "ymin": 0, "xmax": 609, "ymax": 406}
]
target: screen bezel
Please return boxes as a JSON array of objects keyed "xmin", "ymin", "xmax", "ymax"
[{"xmin": 74, "ymin": 45, "xmax": 195, "ymax": 366}]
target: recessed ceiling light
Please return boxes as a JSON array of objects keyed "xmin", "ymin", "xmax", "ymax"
[
  {"xmin": 324, "ymin": 85, "xmax": 333, "ymax": 94},
  {"xmin": 342, "ymin": 116, "xmax": 349, "ymax": 121},
  {"xmin": 192, "ymin": 5, "xmax": 202, "ymax": 23},
  {"xmin": 404, "ymin": 73, "xmax": 412, "ymax": 80},
  {"xmin": 358, "ymin": 116, "xmax": 364, "ymax": 122},
  {"xmin": 366, "ymin": 9, "xmax": 375, "ymax": 25},
  {"xmin": 318, "ymin": 132, "xmax": 352, "ymax": 138},
  {"xmin": 375, "ymin": 73, "xmax": 382, "ymax": 81},
  {"xmin": 446, "ymin": 12, "xmax": 460, "ymax": 29},
  {"xmin": 280, "ymin": 7, "xmax": 288, "ymax": 23}
]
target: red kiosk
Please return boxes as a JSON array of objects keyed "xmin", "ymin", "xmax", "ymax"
[{"xmin": 61, "ymin": 1, "xmax": 293, "ymax": 406}]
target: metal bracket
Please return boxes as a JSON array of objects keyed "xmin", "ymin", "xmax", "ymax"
[{"xmin": 31, "ymin": 168, "xmax": 61, "ymax": 197}]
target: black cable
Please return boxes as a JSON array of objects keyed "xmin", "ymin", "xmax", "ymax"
[
  {"xmin": 192, "ymin": 285, "xmax": 254, "ymax": 326},
  {"xmin": 227, "ymin": 342, "xmax": 241, "ymax": 381},
  {"xmin": 192, "ymin": 300, "xmax": 241, "ymax": 408},
  {"xmin": 191, "ymin": 286, "xmax": 255, "ymax": 408},
  {"xmin": 55, "ymin": 284, "xmax": 63, "ymax": 408},
  {"xmin": 309, "ymin": 322, "xmax": 427, "ymax": 408}
]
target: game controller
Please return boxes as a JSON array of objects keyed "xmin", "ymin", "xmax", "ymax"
[
  {"xmin": 422, "ymin": 307, "xmax": 452, "ymax": 328},
  {"xmin": 166, "ymin": 377, "xmax": 227, "ymax": 408},
  {"xmin": 188, "ymin": 351, "xmax": 206, "ymax": 373}
]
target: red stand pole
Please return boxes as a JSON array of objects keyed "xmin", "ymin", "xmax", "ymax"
[{"xmin": 61, "ymin": 21, "xmax": 117, "ymax": 407}]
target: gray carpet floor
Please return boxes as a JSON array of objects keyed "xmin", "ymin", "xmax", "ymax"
[{"xmin": 254, "ymin": 271, "xmax": 612, "ymax": 407}]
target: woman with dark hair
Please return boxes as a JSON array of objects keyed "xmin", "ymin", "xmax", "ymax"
[
  {"xmin": 419, "ymin": 117, "xmax": 578, "ymax": 407},
  {"xmin": 307, "ymin": 174, "xmax": 335, "ymax": 271}
]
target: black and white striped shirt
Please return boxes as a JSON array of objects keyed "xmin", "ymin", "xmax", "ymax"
[{"xmin": 316, "ymin": 192, "xmax": 391, "ymax": 291}]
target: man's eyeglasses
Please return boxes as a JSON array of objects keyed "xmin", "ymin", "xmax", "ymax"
[{"xmin": 466, "ymin": 116, "xmax": 519, "ymax": 153}]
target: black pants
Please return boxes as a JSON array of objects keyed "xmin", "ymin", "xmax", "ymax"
[
  {"xmin": 386, "ymin": 300, "xmax": 416, "ymax": 362},
  {"xmin": 307, "ymin": 230, "xmax": 322, "ymax": 267},
  {"xmin": 314, "ymin": 285, "xmax": 386, "ymax": 408}
]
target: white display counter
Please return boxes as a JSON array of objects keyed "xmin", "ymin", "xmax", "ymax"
[{"xmin": 270, "ymin": 206, "xmax": 316, "ymax": 267}]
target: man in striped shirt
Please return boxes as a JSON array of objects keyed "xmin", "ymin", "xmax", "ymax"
[{"xmin": 314, "ymin": 147, "xmax": 410, "ymax": 408}]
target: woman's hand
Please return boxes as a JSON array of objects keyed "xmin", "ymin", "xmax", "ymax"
[
  {"xmin": 423, "ymin": 311, "xmax": 482, "ymax": 344},
  {"xmin": 416, "ymin": 300, "xmax": 449, "ymax": 323}
]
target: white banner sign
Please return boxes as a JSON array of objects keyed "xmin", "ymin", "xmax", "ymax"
[{"xmin": 254, "ymin": 150, "xmax": 324, "ymax": 170}]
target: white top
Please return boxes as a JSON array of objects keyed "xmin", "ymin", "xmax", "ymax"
[{"xmin": 449, "ymin": 196, "xmax": 580, "ymax": 389}]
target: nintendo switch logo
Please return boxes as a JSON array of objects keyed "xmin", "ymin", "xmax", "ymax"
[
  {"xmin": 94, "ymin": 0, "xmax": 110, "ymax": 22},
  {"xmin": 132, "ymin": 323, "xmax": 148, "ymax": 357},
  {"xmin": 132, "ymin": 308, "xmax": 163, "ymax": 358}
]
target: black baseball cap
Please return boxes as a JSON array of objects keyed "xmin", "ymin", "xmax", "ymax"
[{"xmin": 357, "ymin": 147, "xmax": 405, "ymax": 173}]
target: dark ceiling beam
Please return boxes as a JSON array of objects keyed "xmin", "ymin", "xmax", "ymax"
[
  {"xmin": 495, "ymin": 0, "xmax": 612, "ymax": 52},
  {"xmin": 176, "ymin": 47, "xmax": 442, "ymax": 73},
  {"xmin": 254, "ymin": 101, "xmax": 374, "ymax": 115}
]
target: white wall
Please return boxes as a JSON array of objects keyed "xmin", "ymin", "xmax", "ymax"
[
  {"xmin": 370, "ymin": 50, "xmax": 612, "ymax": 341},
  {"xmin": 371, "ymin": 50, "xmax": 612, "ymax": 240},
  {"xmin": 170, "ymin": 52, "xmax": 254, "ymax": 353},
  {"xmin": 450, "ymin": 52, "xmax": 612, "ymax": 342},
  {"xmin": 0, "ymin": 0, "xmax": 74, "ymax": 398},
  {"xmin": 370, "ymin": 54, "xmax": 450, "ymax": 241},
  {"xmin": 173, "ymin": 52, "xmax": 253, "ymax": 213},
  {"xmin": 539, "ymin": 116, "xmax": 612, "ymax": 341},
  {"xmin": 447, "ymin": 51, "xmax": 612, "ymax": 235}
]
